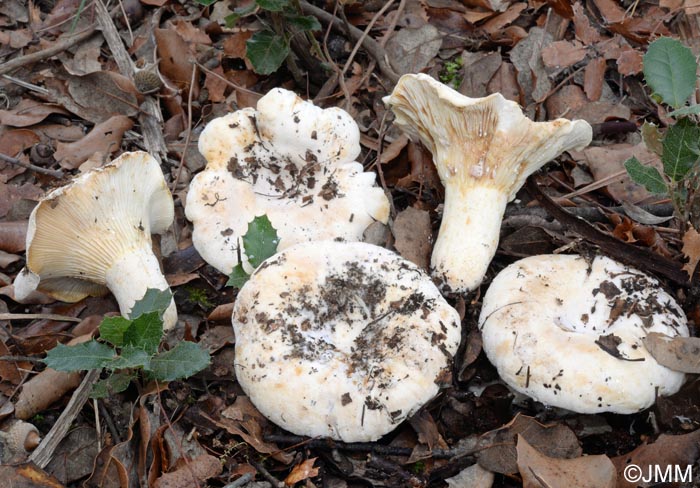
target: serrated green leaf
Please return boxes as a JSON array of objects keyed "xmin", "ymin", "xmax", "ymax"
[
  {"xmin": 107, "ymin": 346, "xmax": 151, "ymax": 370},
  {"xmin": 129, "ymin": 288, "xmax": 172, "ymax": 320},
  {"xmin": 123, "ymin": 311, "xmax": 163, "ymax": 354},
  {"xmin": 90, "ymin": 372, "xmax": 135, "ymax": 399},
  {"xmin": 246, "ymin": 30, "xmax": 290, "ymax": 75},
  {"xmin": 624, "ymin": 157, "xmax": 668, "ymax": 195},
  {"xmin": 227, "ymin": 263, "xmax": 250, "ymax": 288},
  {"xmin": 255, "ymin": 0, "xmax": 289, "ymax": 11},
  {"xmin": 668, "ymin": 105, "xmax": 700, "ymax": 117},
  {"xmin": 147, "ymin": 342, "xmax": 211, "ymax": 381},
  {"xmin": 44, "ymin": 341, "xmax": 115, "ymax": 372},
  {"xmin": 644, "ymin": 37, "xmax": 697, "ymax": 109},
  {"xmin": 242, "ymin": 215, "xmax": 280, "ymax": 268},
  {"xmin": 284, "ymin": 13, "xmax": 321, "ymax": 31},
  {"xmin": 99, "ymin": 316, "xmax": 132, "ymax": 347},
  {"xmin": 662, "ymin": 118, "xmax": 700, "ymax": 181}
]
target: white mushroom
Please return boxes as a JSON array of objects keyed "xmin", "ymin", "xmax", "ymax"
[
  {"xmin": 185, "ymin": 88, "xmax": 390, "ymax": 275},
  {"xmin": 13, "ymin": 151, "xmax": 178, "ymax": 329},
  {"xmin": 383, "ymin": 74, "xmax": 592, "ymax": 293},
  {"xmin": 232, "ymin": 241, "xmax": 461, "ymax": 442},
  {"xmin": 478, "ymin": 254, "xmax": 688, "ymax": 414}
]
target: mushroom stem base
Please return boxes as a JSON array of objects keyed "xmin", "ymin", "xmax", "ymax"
[
  {"xmin": 431, "ymin": 185, "xmax": 507, "ymax": 293},
  {"xmin": 105, "ymin": 247, "xmax": 177, "ymax": 329}
]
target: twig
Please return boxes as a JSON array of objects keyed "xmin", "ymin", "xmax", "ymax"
[
  {"xmin": 525, "ymin": 177, "xmax": 689, "ymax": 285},
  {"xmin": 93, "ymin": 398, "xmax": 102, "ymax": 452},
  {"xmin": 0, "ymin": 355, "xmax": 42, "ymax": 362},
  {"xmin": 299, "ymin": 1, "xmax": 400, "ymax": 84},
  {"xmin": 366, "ymin": 455, "xmax": 424, "ymax": 487},
  {"xmin": 0, "ymin": 313, "xmax": 82, "ymax": 322},
  {"xmin": 28, "ymin": 368, "xmax": 101, "ymax": 468},
  {"xmin": 224, "ymin": 473, "xmax": 254, "ymax": 488},
  {"xmin": 170, "ymin": 63, "xmax": 197, "ymax": 193},
  {"xmin": 249, "ymin": 459, "xmax": 285, "ymax": 488},
  {"xmin": 0, "ymin": 27, "xmax": 97, "ymax": 76},
  {"xmin": 0, "ymin": 152, "xmax": 64, "ymax": 178},
  {"xmin": 194, "ymin": 61, "xmax": 261, "ymax": 97},
  {"xmin": 98, "ymin": 399, "xmax": 122, "ymax": 444}
]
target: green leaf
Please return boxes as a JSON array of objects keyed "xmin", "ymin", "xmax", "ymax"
[
  {"xmin": 90, "ymin": 372, "xmax": 135, "ymax": 399},
  {"xmin": 644, "ymin": 37, "xmax": 697, "ymax": 109},
  {"xmin": 662, "ymin": 117, "xmax": 700, "ymax": 181},
  {"xmin": 99, "ymin": 316, "xmax": 132, "ymax": 347},
  {"xmin": 147, "ymin": 342, "xmax": 211, "ymax": 381},
  {"xmin": 195, "ymin": 0, "xmax": 217, "ymax": 5},
  {"xmin": 227, "ymin": 263, "xmax": 250, "ymax": 288},
  {"xmin": 108, "ymin": 346, "xmax": 151, "ymax": 370},
  {"xmin": 44, "ymin": 341, "xmax": 115, "ymax": 372},
  {"xmin": 242, "ymin": 215, "xmax": 280, "ymax": 268},
  {"xmin": 246, "ymin": 30, "xmax": 290, "ymax": 75},
  {"xmin": 284, "ymin": 13, "xmax": 321, "ymax": 31},
  {"xmin": 129, "ymin": 288, "xmax": 172, "ymax": 320},
  {"xmin": 255, "ymin": 0, "xmax": 289, "ymax": 11},
  {"xmin": 624, "ymin": 157, "xmax": 668, "ymax": 195},
  {"xmin": 668, "ymin": 105, "xmax": 700, "ymax": 117},
  {"xmin": 225, "ymin": 3, "xmax": 258, "ymax": 27},
  {"xmin": 123, "ymin": 311, "xmax": 163, "ymax": 355}
]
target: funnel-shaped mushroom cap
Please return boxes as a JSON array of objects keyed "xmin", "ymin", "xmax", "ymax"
[
  {"xmin": 233, "ymin": 241, "xmax": 462, "ymax": 442},
  {"xmin": 14, "ymin": 151, "xmax": 178, "ymax": 328},
  {"xmin": 383, "ymin": 74, "xmax": 593, "ymax": 292},
  {"xmin": 479, "ymin": 254, "xmax": 688, "ymax": 413},
  {"xmin": 186, "ymin": 88, "xmax": 390, "ymax": 275}
]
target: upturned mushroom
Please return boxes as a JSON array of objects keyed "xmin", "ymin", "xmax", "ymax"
[
  {"xmin": 232, "ymin": 241, "xmax": 462, "ymax": 442},
  {"xmin": 186, "ymin": 88, "xmax": 390, "ymax": 275},
  {"xmin": 13, "ymin": 151, "xmax": 178, "ymax": 329},
  {"xmin": 383, "ymin": 74, "xmax": 592, "ymax": 292},
  {"xmin": 478, "ymin": 254, "xmax": 688, "ymax": 414}
]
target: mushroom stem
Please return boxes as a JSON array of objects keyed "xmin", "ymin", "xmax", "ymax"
[
  {"xmin": 105, "ymin": 247, "xmax": 177, "ymax": 329},
  {"xmin": 432, "ymin": 185, "xmax": 507, "ymax": 293}
]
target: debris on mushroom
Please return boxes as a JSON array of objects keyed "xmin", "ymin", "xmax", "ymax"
[
  {"xmin": 185, "ymin": 88, "xmax": 390, "ymax": 275},
  {"xmin": 0, "ymin": 419, "xmax": 41, "ymax": 463},
  {"xmin": 383, "ymin": 73, "xmax": 593, "ymax": 292},
  {"xmin": 232, "ymin": 241, "xmax": 461, "ymax": 442},
  {"xmin": 13, "ymin": 151, "xmax": 178, "ymax": 329},
  {"xmin": 478, "ymin": 254, "xmax": 688, "ymax": 414}
]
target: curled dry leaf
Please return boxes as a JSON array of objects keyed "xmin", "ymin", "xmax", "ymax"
[
  {"xmin": 445, "ymin": 463, "xmax": 494, "ymax": 488},
  {"xmin": 155, "ymin": 29, "xmax": 197, "ymax": 95},
  {"xmin": 541, "ymin": 40, "xmax": 587, "ymax": 69},
  {"xmin": 392, "ymin": 206, "xmax": 432, "ymax": 269},
  {"xmin": 0, "ymin": 99, "xmax": 71, "ymax": 128},
  {"xmin": 153, "ymin": 454, "xmax": 222, "ymax": 488},
  {"xmin": 643, "ymin": 332, "xmax": 700, "ymax": 374},
  {"xmin": 681, "ymin": 226, "xmax": 700, "ymax": 277},
  {"xmin": 53, "ymin": 115, "xmax": 134, "ymax": 169},
  {"xmin": 516, "ymin": 435, "xmax": 617, "ymax": 488},
  {"xmin": 66, "ymin": 72, "xmax": 140, "ymax": 122},
  {"xmin": 284, "ymin": 458, "xmax": 319, "ymax": 486},
  {"xmin": 583, "ymin": 57, "xmax": 606, "ymax": 101}
]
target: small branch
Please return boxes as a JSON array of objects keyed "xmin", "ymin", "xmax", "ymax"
[
  {"xmin": 28, "ymin": 369, "xmax": 101, "ymax": 468},
  {"xmin": 526, "ymin": 177, "xmax": 688, "ymax": 285},
  {"xmin": 0, "ymin": 152, "xmax": 64, "ymax": 178},
  {"xmin": 0, "ymin": 355, "xmax": 42, "ymax": 363},
  {"xmin": 0, "ymin": 27, "xmax": 96, "ymax": 76},
  {"xmin": 299, "ymin": 1, "xmax": 400, "ymax": 85},
  {"xmin": 249, "ymin": 458, "xmax": 285, "ymax": 488},
  {"xmin": 0, "ymin": 313, "xmax": 82, "ymax": 322}
]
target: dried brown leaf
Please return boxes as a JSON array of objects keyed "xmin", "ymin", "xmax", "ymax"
[
  {"xmin": 616, "ymin": 49, "xmax": 643, "ymax": 76},
  {"xmin": 510, "ymin": 27, "xmax": 553, "ymax": 104},
  {"xmin": 0, "ymin": 464, "xmax": 65, "ymax": 488},
  {"xmin": 386, "ymin": 24, "xmax": 442, "ymax": 75},
  {"xmin": 0, "ymin": 100, "xmax": 70, "ymax": 127},
  {"xmin": 172, "ymin": 20, "xmax": 212, "ymax": 45},
  {"xmin": 682, "ymin": 226, "xmax": 700, "ymax": 276},
  {"xmin": 481, "ymin": 2, "xmax": 527, "ymax": 36},
  {"xmin": 284, "ymin": 458, "xmax": 319, "ymax": 486},
  {"xmin": 643, "ymin": 333, "xmax": 700, "ymax": 374},
  {"xmin": 392, "ymin": 206, "xmax": 432, "ymax": 269},
  {"xmin": 153, "ymin": 454, "xmax": 222, "ymax": 488},
  {"xmin": 66, "ymin": 72, "xmax": 139, "ymax": 122},
  {"xmin": 477, "ymin": 414, "xmax": 582, "ymax": 474},
  {"xmin": 155, "ymin": 29, "xmax": 197, "ymax": 94},
  {"xmin": 458, "ymin": 51, "xmax": 502, "ymax": 97},
  {"xmin": 53, "ymin": 115, "xmax": 133, "ymax": 169},
  {"xmin": 0, "ymin": 181, "xmax": 42, "ymax": 219},
  {"xmin": 516, "ymin": 435, "xmax": 616, "ymax": 488},
  {"xmin": 487, "ymin": 61, "xmax": 520, "ymax": 102},
  {"xmin": 204, "ymin": 64, "xmax": 228, "ymax": 103},
  {"xmin": 541, "ymin": 40, "xmax": 587, "ymax": 69},
  {"xmin": 584, "ymin": 57, "xmax": 606, "ymax": 101}
]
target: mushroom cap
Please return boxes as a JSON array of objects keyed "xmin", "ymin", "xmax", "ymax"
[
  {"xmin": 383, "ymin": 73, "xmax": 592, "ymax": 199},
  {"xmin": 185, "ymin": 88, "xmax": 390, "ymax": 275},
  {"xmin": 478, "ymin": 254, "xmax": 688, "ymax": 414},
  {"xmin": 0, "ymin": 420, "xmax": 40, "ymax": 463},
  {"xmin": 232, "ymin": 241, "xmax": 462, "ymax": 442},
  {"xmin": 13, "ymin": 151, "xmax": 175, "ymax": 323}
]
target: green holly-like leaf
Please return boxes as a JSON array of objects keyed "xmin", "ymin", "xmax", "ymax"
[
  {"xmin": 227, "ymin": 263, "xmax": 250, "ymax": 288},
  {"xmin": 107, "ymin": 346, "xmax": 152, "ymax": 370},
  {"xmin": 242, "ymin": 215, "xmax": 280, "ymax": 268},
  {"xmin": 90, "ymin": 372, "xmax": 135, "ymax": 399},
  {"xmin": 255, "ymin": 0, "xmax": 289, "ymax": 11},
  {"xmin": 284, "ymin": 13, "xmax": 321, "ymax": 31},
  {"xmin": 644, "ymin": 37, "xmax": 697, "ymax": 109},
  {"xmin": 123, "ymin": 311, "xmax": 163, "ymax": 355},
  {"xmin": 668, "ymin": 105, "xmax": 700, "ymax": 117},
  {"xmin": 99, "ymin": 316, "xmax": 132, "ymax": 347},
  {"xmin": 662, "ymin": 118, "xmax": 700, "ymax": 181},
  {"xmin": 147, "ymin": 342, "xmax": 211, "ymax": 381},
  {"xmin": 624, "ymin": 157, "xmax": 668, "ymax": 195},
  {"xmin": 246, "ymin": 30, "xmax": 290, "ymax": 75},
  {"xmin": 129, "ymin": 288, "xmax": 172, "ymax": 320},
  {"xmin": 44, "ymin": 341, "xmax": 115, "ymax": 372}
]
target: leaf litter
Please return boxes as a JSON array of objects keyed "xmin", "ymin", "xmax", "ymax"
[{"xmin": 1, "ymin": 0, "xmax": 700, "ymax": 486}]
